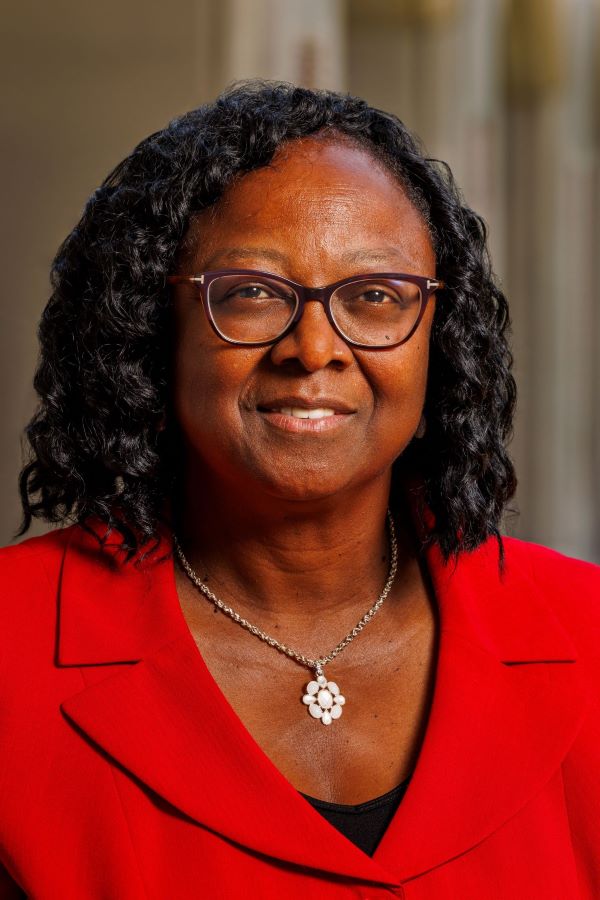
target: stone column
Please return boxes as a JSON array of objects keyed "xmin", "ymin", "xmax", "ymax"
[{"xmin": 220, "ymin": 0, "xmax": 346, "ymax": 89}]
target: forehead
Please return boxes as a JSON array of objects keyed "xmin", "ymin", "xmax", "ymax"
[{"xmin": 185, "ymin": 137, "xmax": 435, "ymax": 275}]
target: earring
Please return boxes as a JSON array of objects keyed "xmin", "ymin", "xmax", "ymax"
[{"xmin": 415, "ymin": 414, "xmax": 426, "ymax": 439}]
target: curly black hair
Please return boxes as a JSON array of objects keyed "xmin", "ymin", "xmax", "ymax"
[{"xmin": 17, "ymin": 80, "xmax": 516, "ymax": 562}]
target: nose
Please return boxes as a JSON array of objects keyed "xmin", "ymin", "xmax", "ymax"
[{"xmin": 269, "ymin": 299, "xmax": 354, "ymax": 372}]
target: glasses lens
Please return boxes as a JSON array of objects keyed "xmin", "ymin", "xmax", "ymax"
[
  {"xmin": 207, "ymin": 274, "xmax": 298, "ymax": 343},
  {"xmin": 330, "ymin": 278, "xmax": 422, "ymax": 346}
]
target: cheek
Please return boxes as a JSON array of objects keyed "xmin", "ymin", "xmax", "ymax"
[
  {"xmin": 170, "ymin": 312, "xmax": 251, "ymax": 439},
  {"xmin": 374, "ymin": 337, "xmax": 430, "ymax": 409},
  {"xmin": 365, "ymin": 337, "xmax": 430, "ymax": 453}
]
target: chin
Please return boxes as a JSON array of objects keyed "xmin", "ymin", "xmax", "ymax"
[
  {"xmin": 264, "ymin": 479, "xmax": 349, "ymax": 503},
  {"xmin": 255, "ymin": 469, "xmax": 353, "ymax": 504}
]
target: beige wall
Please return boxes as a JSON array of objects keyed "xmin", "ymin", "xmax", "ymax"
[{"xmin": 1, "ymin": 0, "xmax": 212, "ymax": 542}]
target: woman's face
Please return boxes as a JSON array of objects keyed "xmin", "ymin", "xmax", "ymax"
[{"xmin": 170, "ymin": 136, "xmax": 436, "ymax": 504}]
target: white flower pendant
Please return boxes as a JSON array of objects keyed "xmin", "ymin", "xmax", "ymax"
[{"xmin": 302, "ymin": 673, "xmax": 346, "ymax": 725}]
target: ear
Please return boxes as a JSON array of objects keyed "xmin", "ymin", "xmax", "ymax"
[{"xmin": 415, "ymin": 413, "xmax": 426, "ymax": 439}]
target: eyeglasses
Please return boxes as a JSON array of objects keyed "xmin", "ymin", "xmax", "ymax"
[{"xmin": 167, "ymin": 269, "xmax": 444, "ymax": 349}]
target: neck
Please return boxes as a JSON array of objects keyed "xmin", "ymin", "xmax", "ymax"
[{"xmin": 173, "ymin": 467, "xmax": 416, "ymax": 625}]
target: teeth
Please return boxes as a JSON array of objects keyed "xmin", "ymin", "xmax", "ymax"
[{"xmin": 279, "ymin": 407, "xmax": 336, "ymax": 419}]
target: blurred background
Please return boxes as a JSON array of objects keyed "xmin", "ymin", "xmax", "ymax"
[{"xmin": 1, "ymin": 0, "xmax": 599, "ymax": 561}]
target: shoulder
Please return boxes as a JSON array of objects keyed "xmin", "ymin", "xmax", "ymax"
[
  {"xmin": 0, "ymin": 528, "xmax": 78, "ymax": 640},
  {"xmin": 501, "ymin": 534, "xmax": 600, "ymax": 593},
  {"xmin": 0, "ymin": 526, "xmax": 74, "ymax": 582},
  {"xmin": 500, "ymin": 535, "xmax": 600, "ymax": 653},
  {"xmin": 0, "ymin": 532, "xmax": 67, "ymax": 691}
]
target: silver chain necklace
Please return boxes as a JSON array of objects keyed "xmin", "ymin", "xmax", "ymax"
[{"xmin": 173, "ymin": 510, "xmax": 398, "ymax": 727}]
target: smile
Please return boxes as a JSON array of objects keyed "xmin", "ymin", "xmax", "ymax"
[
  {"xmin": 277, "ymin": 407, "xmax": 335, "ymax": 419},
  {"xmin": 256, "ymin": 402, "xmax": 354, "ymax": 434}
]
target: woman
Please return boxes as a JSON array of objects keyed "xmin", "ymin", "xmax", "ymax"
[{"xmin": 1, "ymin": 82, "xmax": 598, "ymax": 899}]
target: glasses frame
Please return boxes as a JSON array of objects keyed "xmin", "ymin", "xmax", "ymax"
[{"xmin": 167, "ymin": 268, "xmax": 445, "ymax": 349}]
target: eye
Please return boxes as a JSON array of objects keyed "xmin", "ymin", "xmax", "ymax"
[
  {"xmin": 225, "ymin": 282, "xmax": 281, "ymax": 301},
  {"xmin": 333, "ymin": 279, "xmax": 420, "ymax": 313},
  {"xmin": 359, "ymin": 288, "xmax": 395, "ymax": 304},
  {"xmin": 348, "ymin": 284, "xmax": 403, "ymax": 305}
]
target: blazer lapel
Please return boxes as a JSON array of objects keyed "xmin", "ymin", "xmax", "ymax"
[
  {"xmin": 57, "ymin": 522, "xmax": 588, "ymax": 887},
  {"xmin": 374, "ymin": 538, "xmax": 589, "ymax": 881},
  {"xmin": 58, "ymin": 523, "xmax": 400, "ymax": 887}
]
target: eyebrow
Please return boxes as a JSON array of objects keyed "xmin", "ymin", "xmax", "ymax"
[
  {"xmin": 202, "ymin": 248, "xmax": 289, "ymax": 268},
  {"xmin": 201, "ymin": 246, "xmax": 413, "ymax": 269}
]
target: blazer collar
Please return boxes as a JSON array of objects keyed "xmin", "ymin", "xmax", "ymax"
[
  {"xmin": 57, "ymin": 512, "xmax": 577, "ymax": 669},
  {"xmin": 58, "ymin": 519, "xmax": 588, "ymax": 887}
]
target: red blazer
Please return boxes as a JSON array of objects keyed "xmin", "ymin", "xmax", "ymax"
[{"xmin": 1, "ymin": 521, "xmax": 599, "ymax": 899}]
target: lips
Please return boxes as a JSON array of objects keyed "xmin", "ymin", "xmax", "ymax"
[
  {"xmin": 257, "ymin": 396, "xmax": 356, "ymax": 415},
  {"xmin": 255, "ymin": 397, "xmax": 355, "ymax": 434},
  {"xmin": 280, "ymin": 407, "xmax": 340, "ymax": 421}
]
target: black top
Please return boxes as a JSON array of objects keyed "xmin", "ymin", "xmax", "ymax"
[{"xmin": 300, "ymin": 777, "xmax": 411, "ymax": 856}]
